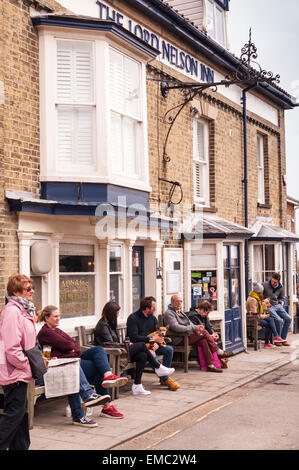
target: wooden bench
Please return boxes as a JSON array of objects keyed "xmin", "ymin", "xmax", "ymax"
[
  {"xmin": 157, "ymin": 315, "xmax": 194, "ymax": 373},
  {"xmin": 246, "ymin": 315, "xmax": 262, "ymax": 350},
  {"xmin": 0, "ymin": 329, "xmax": 80, "ymax": 429},
  {"xmin": 76, "ymin": 325, "xmax": 133, "ymax": 400}
]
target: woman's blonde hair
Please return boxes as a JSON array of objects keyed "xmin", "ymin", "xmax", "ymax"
[{"xmin": 37, "ymin": 305, "xmax": 58, "ymax": 323}]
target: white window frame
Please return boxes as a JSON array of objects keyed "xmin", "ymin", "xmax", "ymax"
[
  {"xmin": 109, "ymin": 47, "xmax": 143, "ymax": 179},
  {"xmin": 39, "ymin": 30, "xmax": 150, "ymax": 193},
  {"xmin": 56, "ymin": 39, "xmax": 96, "ymax": 172},
  {"xmin": 193, "ymin": 118, "xmax": 210, "ymax": 206},
  {"xmin": 257, "ymin": 134, "xmax": 265, "ymax": 204},
  {"xmin": 206, "ymin": 0, "xmax": 226, "ymax": 46},
  {"xmin": 252, "ymin": 243, "xmax": 282, "ymax": 284},
  {"xmin": 58, "ymin": 242, "xmax": 96, "ymax": 321},
  {"xmin": 109, "ymin": 243, "xmax": 125, "ymax": 322}
]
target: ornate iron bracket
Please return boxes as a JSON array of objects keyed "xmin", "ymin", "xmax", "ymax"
[{"xmin": 160, "ymin": 29, "xmax": 280, "ymax": 165}]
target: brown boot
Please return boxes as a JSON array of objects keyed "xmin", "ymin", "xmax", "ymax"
[
  {"xmin": 207, "ymin": 364, "xmax": 223, "ymax": 373},
  {"xmin": 282, "ymin": 341, "xmax": 290, "ymax": 346},
  {"xmin": 160, "ymin": 377, "xmax": 180, "ymax": 391}
]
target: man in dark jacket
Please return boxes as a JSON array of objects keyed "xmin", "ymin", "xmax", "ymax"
[
  {"xmin": 127, "ymin": 296, "xmax": 179, "ymax": 391},
  {"xmin": 262, "ymin": 273, "xmax": 291, "ymax": 346}
]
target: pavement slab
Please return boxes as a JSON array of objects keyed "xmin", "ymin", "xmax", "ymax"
[{"xmin": 29, "ymin": 334, "xmax": 299, "ymax": 450}]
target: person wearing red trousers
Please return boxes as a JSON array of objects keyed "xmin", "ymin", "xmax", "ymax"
[{"xmin": 164, "ymin": 294, "xmax": 233, "ymax": 373}]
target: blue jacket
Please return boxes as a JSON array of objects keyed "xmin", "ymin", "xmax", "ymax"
[{"xmin": 126, "ymin": 309, "xmax": 157, "ymax": 343}]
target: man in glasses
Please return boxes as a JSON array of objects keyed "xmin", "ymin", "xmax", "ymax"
[{"xmin": 164, "ymin": 293, "xmax": 232, "ymax": 373}]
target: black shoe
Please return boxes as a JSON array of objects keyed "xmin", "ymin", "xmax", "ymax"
[{"xmin": 84, "ymin": 393, "xmax": 111, "ymax": 407}]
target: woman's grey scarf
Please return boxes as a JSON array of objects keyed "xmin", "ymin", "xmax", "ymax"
[{"xmin": 8, "ymin": 295, "xmax": 36, "ymax": 318}]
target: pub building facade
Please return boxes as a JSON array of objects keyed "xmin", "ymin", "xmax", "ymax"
[{"xmin": 1, "ymin": 0, "xmax": 298, "ymax": 352}]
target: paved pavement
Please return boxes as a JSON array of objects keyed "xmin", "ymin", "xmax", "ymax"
[{"xmin": 30, "ymin": 334, "xmax": 299, "ymax": 450}]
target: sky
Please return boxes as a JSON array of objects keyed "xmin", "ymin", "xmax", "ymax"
[{"xmin": 228, "ymin": 0, "xmax": 299, "ymax": 204}]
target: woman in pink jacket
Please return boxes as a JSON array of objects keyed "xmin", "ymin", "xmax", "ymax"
[{"xmin": 0, "ymin": 274, "xmax": 37, "ymax": 450}]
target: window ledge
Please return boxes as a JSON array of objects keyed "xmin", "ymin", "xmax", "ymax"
[
  {"xmin": 193, "ymin": 204, "xmax": 217, "ymax": 213},
  {"xmin": 257, "ymin": 203, "xmax": 272, "ymax": 209}
]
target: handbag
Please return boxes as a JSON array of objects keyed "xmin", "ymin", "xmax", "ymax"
[{"xmin": 24, "ymin": 341, "xmax": 47, "ymax": 379}]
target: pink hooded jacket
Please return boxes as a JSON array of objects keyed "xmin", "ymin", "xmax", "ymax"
[{"xmin": 0, "ymin": 299, "xmax": 37, "ymax": 385}]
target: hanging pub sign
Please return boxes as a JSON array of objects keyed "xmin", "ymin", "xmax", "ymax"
[{"xmin": 96, "ymin": 1, "xmax": 215, "ymax": 83}]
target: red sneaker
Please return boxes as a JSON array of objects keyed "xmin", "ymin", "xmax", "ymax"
[
  {"xmin": 273, "ymin": 337, "xmax": 283, "ymax": 342},
  {"xmin": 101, "ymin": 405, "xmax": 124, "ymax": 419},
  {"xmin": 102, "ymin": 374, "xmax": 128, "ymax": 388},
  {"xmin": 264, "ymin": 343, "xmax": 276, "ymax": 348}
]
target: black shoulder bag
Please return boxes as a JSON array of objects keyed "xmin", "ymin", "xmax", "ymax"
[{"xmin": 24, "ymin": 341, "xmax": 47, "ymax": 379}]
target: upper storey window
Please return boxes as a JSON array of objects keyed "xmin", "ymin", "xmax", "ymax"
[
  {"xmin": 206, "ymin": 0, "xmax": 226, "ymax": 47},
  {"xmin": 38, "ymin": 25, "xmax": 153, "ymax": 193},
  {"xmin": 56, "ymin": 40, "xmax": 96, "ymax": 171}
]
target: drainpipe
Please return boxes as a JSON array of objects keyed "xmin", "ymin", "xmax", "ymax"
[{"xmin": 242, "ymin": 83, "xmax": 258, "ymax": 298}]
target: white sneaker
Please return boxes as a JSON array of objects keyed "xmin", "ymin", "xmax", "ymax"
[
  {"xmin": 155, "ymin": 364, "xmax": 175, "ymax": 377},
  {"xmin": 65, "ymin": 405, "xmax": 71, "ymax": 418},
  {"xmin": 132, "ymin": 384, "xmax": 151, "ymax": 395}
]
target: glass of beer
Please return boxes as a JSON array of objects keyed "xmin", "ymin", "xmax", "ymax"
[{"xmin": 42, "ymin": 345, "xmax": 52, "ymax": 366}]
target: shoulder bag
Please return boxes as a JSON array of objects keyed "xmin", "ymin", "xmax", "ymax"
[{"xmin": 24, "ymin": 341, "xmax": 47, "ymax": 379}]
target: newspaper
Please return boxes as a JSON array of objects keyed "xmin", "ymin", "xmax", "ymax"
[{"xmin": 44, "ymin": 358, "xmax": 80, "ymax": 398}]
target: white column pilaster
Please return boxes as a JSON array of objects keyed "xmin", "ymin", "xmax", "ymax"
[
  {"xmin": 50, "ymin": 233, "xmax": 64, "ymax": 307},
  {"xmin": 17, "ymin": 231, "xmax": 34, "ymax": 276}
]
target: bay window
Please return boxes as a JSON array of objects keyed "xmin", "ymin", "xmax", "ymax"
[{"xmin": 39, "ymin": 29, "xmax": 150, "ymax": 191}]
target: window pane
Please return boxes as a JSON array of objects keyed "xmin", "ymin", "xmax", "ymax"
[
  {"xmin": 223, "ymin": 245, "xmax": 229, "ymax": 268},
  {"xmin": 224, "ymin": 269, "xmax": 230, "ymax": 309},
  {"xmin": 110, "ymin": 246, "xmax": 122, "ymax": 272},
  {"xmin": 231, "ymin": 268, "xmax": 240, "ymax": 307},
  {"xmin": 123, "ymin": 117, "xmax": 137, "ymax": 175},
  {"xmin": 59, "ymin": 275, "xmax": 95, "ymax": 318},
  {"xmin": 206, "ymin": 0, "xmax": 215, "ymax": 38},
  {"xmin": 264, "ymin": 245, "xmax": 275, "ymax": 273},
  {"xmin": 215, "ymin": 6, "xmax": 225, "ymax": 44},
  {"xmin": 59, "ymin": 255, "xmax": 94, "ymax": 272},
  {"xmin": 57, "ymin": 106, "xmax": 95, "ymax": 168},
  {"xmin": 132, "ymin": 249, "xmax": 142, "ymax": 274},
  {"xmin": 124, "ymin": 57, "xmax": 140, "ymax": 117},
  {"xmin": 57, "ymin": 40, "xmax": 93, "ymax": 104},
  {"xmin": 194, "ymin": 121, "xmax": 205, "ymax": 162},
  {"xmin": 110, "ymin": 274, "xmax": 120, "ymax": 304},
  {"xmin": 132, "ymin": 276, "xmax": 142, "ymax": 312},
  {"xmin": 230, "ymin": 245, "xmax": 239, "ymax": 267}
]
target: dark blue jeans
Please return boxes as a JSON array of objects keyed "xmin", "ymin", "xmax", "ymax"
[
  {"xmin": 155, "ymin": 345, "xmax": 174, "ymax": 381},
  {"xmin": 80, "ymin": 346, "xmax": 111, "ymax": 396},
  {"xmin": 260, "ymin": 316, "xmax": 279, "ymax": 344}
]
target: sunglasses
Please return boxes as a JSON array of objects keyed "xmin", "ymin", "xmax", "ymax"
[{"xmin": 25, "ymin": 286, "xmax": 35, "ymax": 292}]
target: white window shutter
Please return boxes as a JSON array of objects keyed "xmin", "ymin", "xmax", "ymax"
[
  {"xmin": 193, "ymin": 120, "xmax": 209, "ymax": 202},
  {"xmin": 110, "ymin": 112, "xmax": 123, "ymax": 174},
  {"xmin": 76, "ymin": 108, "xmax": 94, "ymax": 166},
  {"xmin": 124, "ymin": 57, "xmax": 140, "ymax": 118},
  {"xmin": 57, "ymin": 107, "xmax": 73, "ymax": 167},
  {"xmin": 257, "ymin": 135, "xmax": 265, "ymax": 204},
  {"xmin": 56, "ymin": 40, "xmax": 95, "ymax": 170},
  {"xmin": 194, "ymin": 161, "xmax": 201, "ymax": 199},
  {"xmin": 123, "ymin": 117, "xmax": 136, "ymax": 175},
  {"xmin": 109, "ymin": 49, "xmax": 125, "ymax": 113}
]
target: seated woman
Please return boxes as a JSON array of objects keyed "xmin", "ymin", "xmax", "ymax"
[
  {"xmin": 186, "ymin": 300, "xmax": 219, "ymax": 342},
  {"xmin": 37, "ymin": 305, "xmax": 126, "ymax": 419},
  {"xmin": 246, "ymin": 282, "xmax": 283, "ymax": 348},
  {"xmin": 94, "ymin": 301, "xmax": 175, "ymax": 396}
]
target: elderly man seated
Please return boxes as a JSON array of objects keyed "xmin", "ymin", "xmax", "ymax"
[{"xmin": 164, "ymin": 294, "xmax": 233, "ymax": 373}]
